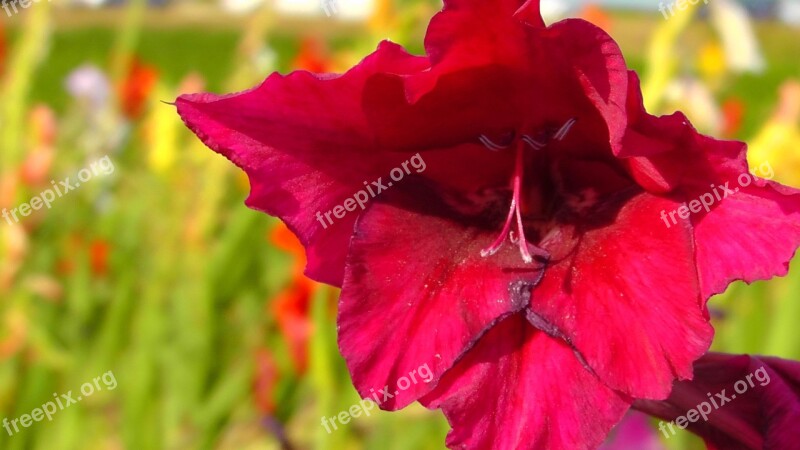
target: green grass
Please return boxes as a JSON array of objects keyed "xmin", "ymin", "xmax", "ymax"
[{"xmin": 26, "ymin": 28, "xmax": 240, "ymax": 110}]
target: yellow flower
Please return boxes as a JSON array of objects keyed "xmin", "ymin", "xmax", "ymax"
[
  {"xmin": 144, "ymin": 83, "xmax": 179, "ymax": 174},
  {"xmin": 697, "ymin": 42, "xmax": 727, "ymax": 88},
  {"xmin": 748, "ymin": 81, "xmax": 800, "ymax": 185}
]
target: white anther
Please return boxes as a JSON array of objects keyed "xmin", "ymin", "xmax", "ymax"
[{"xmin": 479, "ymin": 135, "xmax": 510, "ymax": 151}]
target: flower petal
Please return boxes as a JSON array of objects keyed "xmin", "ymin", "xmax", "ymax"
[
  {"xmin": 544, "ymin": 19, "xmax": 628, "ymax": 151},
  {"xmin": 338, "ymin": 186, "xmax": 547, "ymax": 410},
  {"xmin": 369, "ymin": 17, "xmax": 629, "ymax": 156},
  {"xmin": 618, "ymin": 71, "xmax": 748, "ymax": 194},
  {"xmin": 692, "ymin": 182, "xmax": 800, "ymax": 298},
  {"xmin": 363, "ymin": 65, "xmax": 526, "ymax": 151},
  {"xmin": 176, "ymin": 41, "xmax": 429, "ymax": 286},
  {"xmin": 420, "ymin": 313, "xmax": 631, "ymax": 450},
  {"xmin": 425, "ymin": 0, "xmax": 540, "ymax": 68},
  {"xmin": 531, "ymin": 192, "xmax": 714, "ymax": 399},
  {"xmin": 633, "ymin": 353, "xmax": 800, "ymax": 450},
  {"xmin": 619, "ymin": 75, "xmax": 800, "ymax": 298}
]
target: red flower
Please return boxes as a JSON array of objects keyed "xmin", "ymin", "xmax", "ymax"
[
  {"xmin": 119, "ymin": 57, "xmax": 158, "ymax": 119},
  {"xmin": 292, "ymin": 38, "xmax": 333, "ymax": 73},
  {"xmin": 176, "ymin": 0, "xmax": 800, "ymax": 448},
  {"xmin": 270, "ymin": 223, "xmax": 315, "ymax": 374},
  {"xmin": 722, "ymin": 97, "xmax": 745, "ymax": 138},
  {"xmin": 89, "ymin": 239, "xmax": 111, "ymax": 277}
]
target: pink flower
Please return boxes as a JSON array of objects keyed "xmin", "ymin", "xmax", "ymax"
[{"xmin": 176, "ymin": 0, "xmax": 800, "ymax": 447}]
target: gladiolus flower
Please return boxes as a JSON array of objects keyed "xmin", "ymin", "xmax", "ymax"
[
  {"xmin": 20, "ymin": 106, "xmax": 57, "ymax": 187},
  {"xmin": 176, "ymin": 0, "xmax": 800, "ymax": 448}
]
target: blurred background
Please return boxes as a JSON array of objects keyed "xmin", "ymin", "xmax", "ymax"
[{"xmin": 0, "ymin": 0, "xmax": 799, "ymax": 449}]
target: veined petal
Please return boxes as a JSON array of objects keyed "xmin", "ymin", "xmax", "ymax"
[
  {"xmin": 370, "ymin": 16, "xmax": 630, "ymax": 157},
  {"xmin": 338, "ymin": 186, "xmax": 546, "ymax": 410},
  {"xmin": 421, "ymin": 314, "xmax": 631, "ymax": 450},
  {"xmin": 618, "ymin": 74, "xmax": 800, "ymax": 298},
  {"xmin": 531, "ymin": 192, "xmax": 714, "ymax": 400},
  {"xmin": 544, "ymin": 19, "xmax": 628, "ymax": 151},
  {"xmin": 618, "ymin": 71, "xmax": 748, "ymax": 193},
  {"xmin": 692, "ymin": 182, "xmax": 800, "ymax": 298},
  {"xmin": 425, "ymin": 0, "xmax": 540, "ymax": 68}
]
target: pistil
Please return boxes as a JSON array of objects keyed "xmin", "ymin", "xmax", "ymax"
[
  {"xmin": 478, "ymin": 118, "xmax": 575, "ymax": 263},
  {"xmin": 480, "ymin": 140, "xmax": 550, "ymax": 264}
]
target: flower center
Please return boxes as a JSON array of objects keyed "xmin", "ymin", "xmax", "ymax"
[{"xmin": 479, "ymin": 118, "xmax": 576, "ymax": 264}]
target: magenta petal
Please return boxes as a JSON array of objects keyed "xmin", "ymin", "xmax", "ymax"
[
  {"xmin": 532, "ymin": 193, "xmax": 714, "ymax": 400},
  {"xmin": 634, "ymin": 353, "xmax": 800, "ymax": 450},
  {"xmin": 421, "ymin": 314, "xmax": 631, "ymax": 450},
  {"xmin": 618, "ymin": 71, "xmax": 751, "ymax": 197},
  {"xmin": 619, "ymin": 71, "xmax": 694, "ymax": 160},
  {"xmin": 338, "ymin": 189, "xmax": 547, "ymax": 410},
  {"xmin": 600, "ymin": 412, "xmax": 667, "ymax": 450},
  {"xmin": 544, "ymin": 19, "xmax": 628, "ymax": 151},
  {"xmin": 616, "ymin": 72, "xmax": 800, "ymax": 297},
  {"xmin": 693, "ymin": 182, "xmax": 800, "ymax": 298},
  {"xmin": 363, "ymin": 65, "xmax": 526, "ymax": 151},
  {"xmin": 176, "ymin": 41, "xmax": 429, "ymax": 286},
  {"xmin": 424, "ymin": 0, "xmax": 539, "ymax": 67},
  {"xmin": 400, "ymin": 2, "xmax": 628, "ymax": 156}
]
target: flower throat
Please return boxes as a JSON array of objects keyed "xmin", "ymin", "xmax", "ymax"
[{"xmin": 479, "ymin": 118, "xmax": 576, "ymax": 264}]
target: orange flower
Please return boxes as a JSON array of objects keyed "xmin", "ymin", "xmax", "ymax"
[
  {"xmin": 272, "ymin": 282, "xmax": 313, "ymax": 374},
  {"xmin": 721, "ymin": 97, "xmax": 745, "ymax": 138},
  {"xmin": 119, "ymin": 57, "xmax": 158, "ymax": 119},
  {"xmin": 291, "ymin": 38, "xmax": 332, "ymax": 73},
  {"xmin": 56, "ymin": 235, "xmax": 111, "ymax": 277},
  {"xmin": 90, "ymin": 239, "xmax": 111, "ymax": 277},
  {"xmin": 579, "ymin": 3, "xmax": 612, "ymax": 33},
  {"xmin": 20, "ymin": 105, "xmax": 57, "ymax": 187},
  {"xmin": 269, "ymin": 223, "xmax": 315, "ymax": 374},
  {"xmin": 270, "ymin": 221, "xmax": 306, "ymax": 277}
]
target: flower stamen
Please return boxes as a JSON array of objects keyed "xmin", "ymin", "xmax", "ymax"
[
  {"xmin": 521, "ymin": 135, "xmax": 545, "ymax": 150},
  {"xmin": 480, "ymin": 140, "xmax": 550, "ymax": 263},
  {"xmin": 479, "ymin": 135, "xmax": 511, "ymax": 151},
  {"xmin": 553, "ymin": 117, "xmax": 577, "ymax": 141},
  {"xmin": 479, "ymin": 118, "xmax": 575, "ymax": 263}
]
